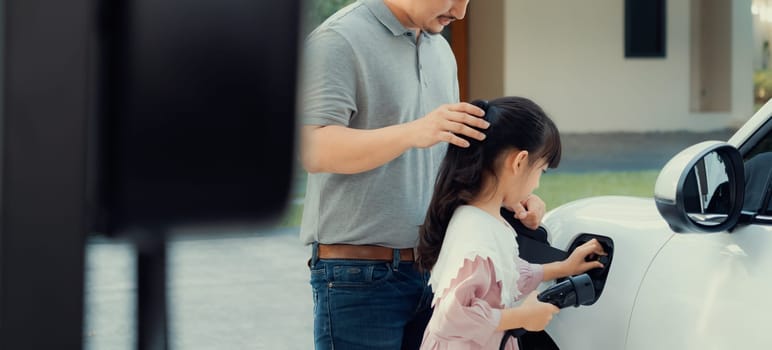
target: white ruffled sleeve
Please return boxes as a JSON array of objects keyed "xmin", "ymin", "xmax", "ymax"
[{"xmin": 427, "ymin": 255, "xmax": 503, "ymax": 347}]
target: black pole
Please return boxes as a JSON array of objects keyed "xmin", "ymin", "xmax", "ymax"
[
  {"xmin": 136, "ymin": 231, "xmax": 168, "ymax": 350},
  {"xmin": 0, "ymin": 0, "xmax": 91, "ymax": 348}
]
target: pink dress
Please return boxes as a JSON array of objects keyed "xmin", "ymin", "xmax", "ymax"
[{"xmin": 420, "ymin": 206, "xmax": 544, "ymax": 350}]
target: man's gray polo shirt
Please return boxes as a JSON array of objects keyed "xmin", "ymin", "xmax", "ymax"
[{"xmin": 299, "ymin": 0, "xmax": 459, "ymax": 248}]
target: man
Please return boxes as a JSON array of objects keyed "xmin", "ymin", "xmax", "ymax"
[{"xmin": 299, "ymin": 1, "xmax": 546, "ymax": 348}]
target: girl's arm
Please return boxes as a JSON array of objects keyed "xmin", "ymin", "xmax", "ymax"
[
  {"xmin": 428, "ymin": 256, "xmax": 507, "ymax": 345},
  {"xmin": 497, "ymin": 291, "xmax": 559, "ymax": 331},
  {"xmin": 541, "ymin": 260, "xmax": 570, "ymax": 282},
  {"xmin": 542, "ymin": 238, "xmax": 607, "ymax": 281},
  {"xmin": 501, "ymin": 258, "xmax": 557, "ymax": 332}
]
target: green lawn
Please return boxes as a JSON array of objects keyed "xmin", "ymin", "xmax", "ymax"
[
  {"xmin": 535, "ymin": 170, "xmax": 659, "ymax": 212},
  {"xmin": 277, "ymin": 170, "xmax": 659, "ymax": 227}
]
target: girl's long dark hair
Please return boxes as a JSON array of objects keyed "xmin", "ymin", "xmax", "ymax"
[{"xmin": 416, "ymin": 97, "xmax": 561, "ymax": 271}]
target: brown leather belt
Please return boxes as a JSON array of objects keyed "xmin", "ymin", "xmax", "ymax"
[{"xmin": 317, "ymin": 243, "xmax": 414, "ymax": 261}]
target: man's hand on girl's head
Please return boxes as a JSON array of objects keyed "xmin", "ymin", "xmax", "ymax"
[{"xmin": 407, "ymin": 102, "xmax": 489, "ymax": 149}]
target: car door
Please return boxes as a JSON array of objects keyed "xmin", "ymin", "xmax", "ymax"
[
  {"xmin": 625, "ymin": 222, "xmax": 772, "ymax": 349},
  {"xmin": 626, "ymin": 120, "xmax": 772, "ymax": 349}
]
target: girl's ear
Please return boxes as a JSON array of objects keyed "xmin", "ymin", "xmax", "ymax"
[{"xmin": 507, "ymin": 150, "xmax": 529, "ymax": 175}]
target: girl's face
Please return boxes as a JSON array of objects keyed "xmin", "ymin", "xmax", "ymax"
[{"xmin": 501, "ymin": 152, "xmax": 548, "ymax": 209}]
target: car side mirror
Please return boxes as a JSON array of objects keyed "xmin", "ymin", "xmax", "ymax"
[{"xmin": 654, "ymin": 141, "xmax": 745, "ymax": 233}]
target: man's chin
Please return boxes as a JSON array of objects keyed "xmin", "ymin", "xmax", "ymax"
[{"xmin": 423, "ymin": 26, "xmax": 445, "ymax": 35}]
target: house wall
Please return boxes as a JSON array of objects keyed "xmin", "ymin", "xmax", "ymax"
[
  {"xmin": 468, "ymin": 0, "xmax": 505, "ymax": 101},
  {"xmin": 468, "ymin": 0, "xmax": 754, "ymax": 133},
  {"xmin": 751, "ymin": 0, "xmax": 772, "ymax": 71}
]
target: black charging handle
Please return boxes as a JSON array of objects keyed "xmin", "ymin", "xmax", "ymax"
[{"xmin": 499, "ymin": 274, "xmax": 595, "ymax": 350}]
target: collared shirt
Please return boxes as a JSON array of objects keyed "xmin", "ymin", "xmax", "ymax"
[{"xmin": 299, "ymin": 0, "xmax": 459, "ymax": 248}]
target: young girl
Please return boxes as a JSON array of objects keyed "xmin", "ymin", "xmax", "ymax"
[{"xmin": 416, "ymin": 97, "xmax": 606, "ymax": 350}]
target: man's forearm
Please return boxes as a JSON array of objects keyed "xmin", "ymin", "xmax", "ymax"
[{"xmin": 301, "ymin": 124, "xmax": 415, "ymax": 174}]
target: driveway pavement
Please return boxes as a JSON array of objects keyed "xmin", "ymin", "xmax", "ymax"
[
  {"xmin": 84, "ymin": 228, "xmax": 313, "ymax": 350},
  {"xmin": 84, "ymin": 130, "xmax": 736, "ymax": 349},
  {"xmin": 555, "ymin": 129, "xmax": 735, "ymax": 172}
]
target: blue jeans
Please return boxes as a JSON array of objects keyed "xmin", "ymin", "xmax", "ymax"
[{"xmin": 309, "ymin": 243, "xmax": 433, "ymax": 350}]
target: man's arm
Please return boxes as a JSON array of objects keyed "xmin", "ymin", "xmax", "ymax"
[
  {"xmin": 302, "ymin": 124, "xmax": 410, "ymax": 174},
  {"xmin": 302, "ymin": 102, "xmax": 489, "ymax": 174}
]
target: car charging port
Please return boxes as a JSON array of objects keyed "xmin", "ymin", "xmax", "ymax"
[{"xmin": 562, "ymin": 234, "xmax": 614, "ymax": 305}]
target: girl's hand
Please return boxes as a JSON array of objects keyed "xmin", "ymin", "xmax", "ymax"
[
  {"xmin": 563, "ymin": 239, "xmax": 607, "ymax": 275},
  {"xmin": 520, "ymin": 291, "xmax": 559, "ymax": 331},
  {"xmin": 506, "ymin": 194, "xmax": 546, "ymax": 230}
]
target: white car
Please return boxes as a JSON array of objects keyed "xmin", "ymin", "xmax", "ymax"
[{"xmin": 533, "ymin": 101, "xmax": 772, "ymax": 349}]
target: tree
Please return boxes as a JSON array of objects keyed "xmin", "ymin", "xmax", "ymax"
[{"xmin": 304, "ymin": 0, "xmax": 356, "ymax": 34}]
